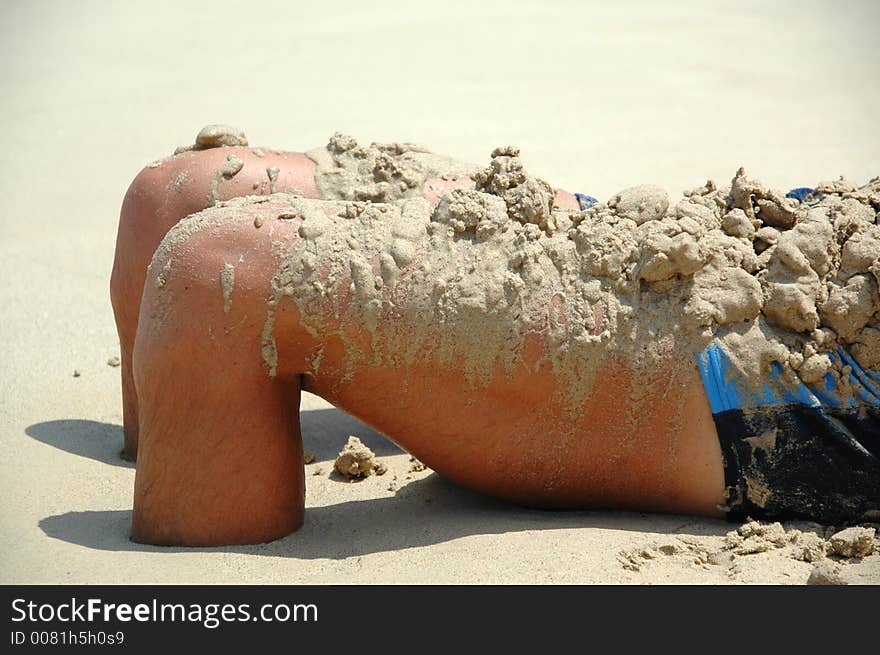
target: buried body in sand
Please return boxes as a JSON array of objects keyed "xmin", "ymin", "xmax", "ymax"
[{"xmin": 110, "ymin": 126, "xmax": 880, "ymax": 547}]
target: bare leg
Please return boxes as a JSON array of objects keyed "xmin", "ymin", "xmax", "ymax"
[
  {"xmin": 130, "ymin": 193, "xmax": 724, "ymax": 546},
  {"xmin": 131, "ymin": 200, "xmax": 307, "ymax": 545}
]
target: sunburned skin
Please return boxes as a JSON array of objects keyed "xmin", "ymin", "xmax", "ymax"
[{"xmin": 119, "ymin": 127, "xmax": 880, "ymax": 546}]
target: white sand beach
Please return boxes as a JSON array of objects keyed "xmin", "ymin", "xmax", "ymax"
[{"xmin": 1, "ymin": 0, "xmax": 878, "ymax": 584}]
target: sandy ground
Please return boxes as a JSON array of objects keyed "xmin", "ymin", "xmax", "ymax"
[{"xmin": 1, "ymin": 0, "xmax": 879, "ymax": 584}]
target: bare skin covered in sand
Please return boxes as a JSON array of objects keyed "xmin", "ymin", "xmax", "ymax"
[
  {"xmin": 120, "ymin": 130, "xmax": 880, "ymax": 546},
  {"xmin": 111, "ymin": 128, "xmax": 579, "ymax": 460},
  {"xmin": 131, "ymin": 194, "xmax": 724, "ymax": 546}
]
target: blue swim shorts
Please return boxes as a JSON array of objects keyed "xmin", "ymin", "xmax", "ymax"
[{"xmin": 697, "ymin": 341, "xmax": 880, "ymax": 523}]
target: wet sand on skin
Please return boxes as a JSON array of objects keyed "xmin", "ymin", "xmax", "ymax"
[{"xmin": 1, "ymin": 0, "xmax": 879, "ymax": 584}]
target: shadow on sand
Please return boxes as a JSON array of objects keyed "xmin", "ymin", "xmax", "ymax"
[
  {"xmin": 25, "ymin": 408, "xmax": 403, "ymax": 468},
  {"xmin": 38, "ymin": 474, "xmax": 727, "ymax": 560},
  {"xmin": 28, "ymin": 408, "xmax": 730, "ymax": 559},
  {"xmin": 26, "ymin": 419, "xmax": 133, "ymax": 468}
]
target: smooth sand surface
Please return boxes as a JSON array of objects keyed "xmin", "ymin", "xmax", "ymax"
[{"xmin": 1, "ymin": 0, "xmax": 878, "ymax": 584}]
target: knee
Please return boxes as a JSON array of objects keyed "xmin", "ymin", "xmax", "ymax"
[
  {"xmin": 132, "ymin": 198, "xmax": 316, "ymax": 385},
  {"xmin": 135, "ymin": 206, "xmax": 264, "ymax": 341}
]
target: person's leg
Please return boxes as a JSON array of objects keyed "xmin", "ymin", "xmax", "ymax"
[
  {"xmin": 130, "ymin": 192, "xmax": 726, "ymax": 546},
  {"xmin": 131, "ymin": 198, "xmax": 312, "ymax": 545},
  {"xmin": 111, "ymin": 146, "xmax": 318, "ymax": 459}
]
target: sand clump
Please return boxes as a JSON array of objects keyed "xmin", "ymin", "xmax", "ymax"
[
  {"xmin": 266, "ymin": 165, "xmax": 280, "ymax": 193},
  {"xmin": 174, "ymin": 124, "xmax": 248, "ymax": 154},
  {"xmin": 807, "ymin": 561, "xmax": 847, "ymax": 585},
  {"xmin": 472, "ymin": 146, "xmax": 557, "ymax": 232},
  {"xmin": 827, "ymin": 526, "xmax": 877, "ymax": 558},
  {"xmin": 334, "ymin": 436, "xmax": 387, "ymax": 479},
  {"xmin": 607, "ymin": 184, "xmax": 669, "ymax": 225},
  {"xmin": 307, "ymin": 132, "xmax": 475, "ymax": 203},
  {"xmin": 220, "ymin": 263, "xmax": 235, "ymax": 313},
  {"xmin": 208, "ymin": 154, "xmax": 244, "ymax": 206},
  {"xmin": 619, "ymin": 519, "xmax": 879, "ymax": 583}
]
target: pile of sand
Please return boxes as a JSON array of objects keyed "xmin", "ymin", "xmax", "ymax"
[
  {"xmin": 334, "ymin": 435, "xmax": 387, "ymax": 479},
  {"xmin": 156, "ymin": 130, "xmax": 880, "ymax": 398},
  {"xmin": 242, "ymin": 135, "xmax": 880, "ymax": 407}
]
